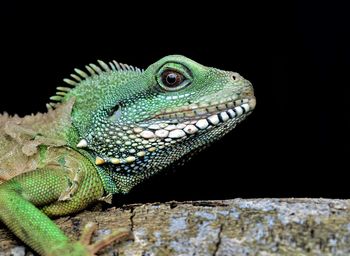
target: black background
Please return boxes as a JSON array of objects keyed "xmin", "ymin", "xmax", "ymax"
[{"xmin": 1, "ymin": 1, "xmax": 349, "ymax": 203}]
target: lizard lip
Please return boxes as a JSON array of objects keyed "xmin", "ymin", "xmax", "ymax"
[
  {"xmin": 132, "ymin": 97, "xmax": 256, "ymax": 140},
  {"xmin": 153, "ymin": 97, "xmax": 256, "ymax": 121}
]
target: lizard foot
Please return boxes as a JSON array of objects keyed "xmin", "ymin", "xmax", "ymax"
[{"xmin": 81, "ymin": 222, "xmax": 133, "ymax": 255}]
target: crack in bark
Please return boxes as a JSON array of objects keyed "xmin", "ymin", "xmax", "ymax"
[
  {"xmin": 165, "ymin": 200, "xmax": 229, "ymax": 208},
  {"xmin": 191, "ymin": 201, "xmax": 228, "ymax": 207},
  {"xmin": 129, "ymin": 207, "xmax": 135, "ymax": 231},
  {"xmin": 169, "ymin": 201, "xmax": 178, "ymax": 209},
  {"xmin": 213, "ymin": 224, "xmax": 224, "ymax": 256}
]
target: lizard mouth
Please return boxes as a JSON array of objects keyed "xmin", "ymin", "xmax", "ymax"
[
  {"xmin": 134, "ymin": 97, "xmax": 256, "ymax": 139},
  {"xmin": 154, "ymin": 97, "xmax": 256, "ymax": 121}
]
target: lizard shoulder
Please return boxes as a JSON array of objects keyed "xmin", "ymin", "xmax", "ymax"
[{"xmin": 0, "ymin": 98, "xmax": 76, "ymax": 183}]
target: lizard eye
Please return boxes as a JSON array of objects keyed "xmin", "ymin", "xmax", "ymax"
[
  {"xmin": 161, "ymin": 71, "xmax": 185, "ymax": 88},
  {"xmin": 157, "ymin": 67, "xmax": 191, "ymax": 91}
]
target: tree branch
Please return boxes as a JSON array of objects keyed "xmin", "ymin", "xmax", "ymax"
[{"xmin": 1, "ymin": 199, "xmax": 350, "ymax": 255}]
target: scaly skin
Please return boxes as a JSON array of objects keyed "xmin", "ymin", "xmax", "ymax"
[{"xmin": 0, "ymin": 55, "xmax": 255, "ymax": 255}]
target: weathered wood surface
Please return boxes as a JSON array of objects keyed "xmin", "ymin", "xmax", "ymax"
[{"xmin": 1, "ymin": 199, "xmax": 350, "ymax": 255}]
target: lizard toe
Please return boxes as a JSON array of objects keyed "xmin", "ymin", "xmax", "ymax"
[{"xmin": 79, "ymin": 222, "xmax": 133, "ymax": 255}]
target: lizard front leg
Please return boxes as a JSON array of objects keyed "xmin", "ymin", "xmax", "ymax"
[{"xmin": 0, "ymin": 162, "xmax": 130, "ymax": 255}]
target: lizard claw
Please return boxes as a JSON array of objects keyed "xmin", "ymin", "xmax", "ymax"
[{"xmin": 80, "ymin": 222, "xmax": 133, "ymax": 255}]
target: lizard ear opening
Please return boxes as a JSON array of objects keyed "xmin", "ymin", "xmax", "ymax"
[{"xmin": 108, "ymin": 105, "xmax": 122, "ymax": 122}]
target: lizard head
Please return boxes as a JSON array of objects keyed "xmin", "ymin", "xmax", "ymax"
[{"xmin": 58, "ymin": 55, "xmax": 255, "ymax": 193}]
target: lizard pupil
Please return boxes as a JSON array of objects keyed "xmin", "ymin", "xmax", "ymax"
[
  {"xmin": 162, "ymin": 71, "xmax": 184, "ymax": 88},
  {"xmin": 166, "ymin": 73, "xmax": 177, "ymax": 85}
]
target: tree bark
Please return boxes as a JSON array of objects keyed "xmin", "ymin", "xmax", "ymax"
[{"xmin": 1, "ymin": 199, "xmax": 350, "ymax": 255}]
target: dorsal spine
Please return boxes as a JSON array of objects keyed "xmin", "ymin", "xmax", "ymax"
[{"xmin": 48, "ymin": 59, "xmax": 144, "ymax": 109}]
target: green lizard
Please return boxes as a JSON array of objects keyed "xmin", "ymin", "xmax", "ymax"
[{"xmin": 0, "ymin": 55, "xmax": 255, "ymax": 255}]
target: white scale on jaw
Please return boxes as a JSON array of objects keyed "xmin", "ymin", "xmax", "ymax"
[
  {"xmin": 77, "ymin": 101, "xmax": 252, "ymax": 146},
  {"xmin": 76, "ymin": 100, "xmax": 253, "ymax": 165},
  {"xmin": 146, "ymin": 102, "xmax": 250, "ymax": 136},
  {"xmin": 128, "ymin": 102, "xmax": 252, "ymax": 140}
]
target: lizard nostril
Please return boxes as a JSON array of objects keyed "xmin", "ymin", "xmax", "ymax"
[{"xmin": 231, "ymin": 72, "xmax": 240, "ymax": 80}]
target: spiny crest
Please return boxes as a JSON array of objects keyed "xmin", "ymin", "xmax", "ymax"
[{"xmin": 48, "ymin": 59, "xmax": 144, "ymax": 109}]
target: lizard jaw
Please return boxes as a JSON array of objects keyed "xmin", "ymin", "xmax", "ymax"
[
  {"xmin": 135, "ymin": 97, "xmax": 256, "ymax": 139},
  {"xmin": 152, "ymin": 97, "xmax": 256, "ymax": 122},
  {"xmin": 79, "ymin": 97, "xmax": 255, "ymax": 166}
]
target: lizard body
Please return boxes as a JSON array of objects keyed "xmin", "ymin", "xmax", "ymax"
[{"xmin": 0, "ymin": 55, "xmax": 255, "ymax": 255}]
